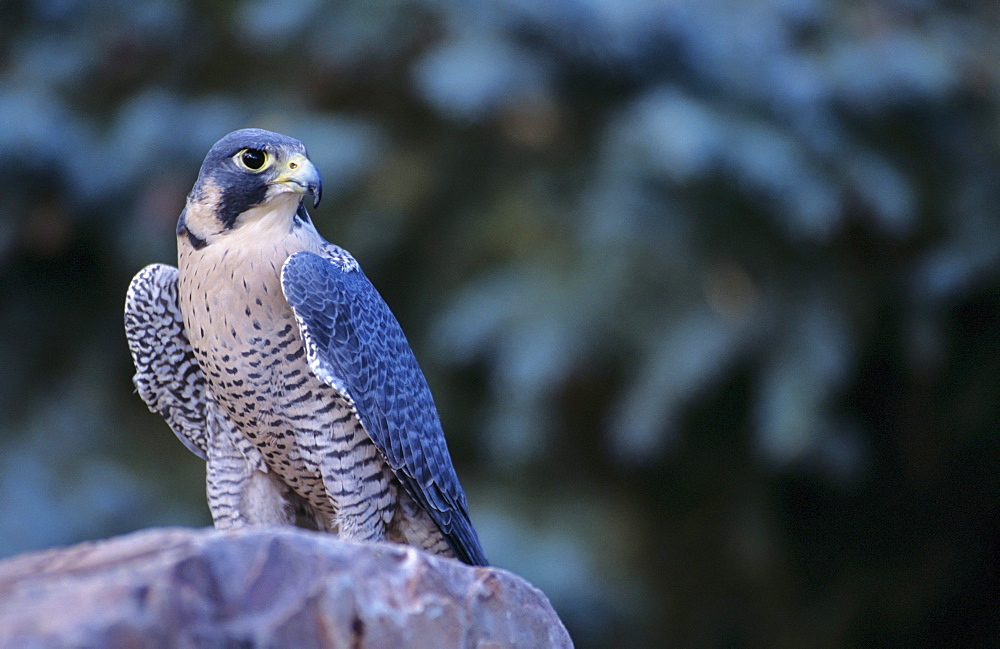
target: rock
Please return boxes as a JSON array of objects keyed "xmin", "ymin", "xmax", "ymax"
[{"xmin": 0, "ymin": 527, "xmax": 573, "ymax": 649}]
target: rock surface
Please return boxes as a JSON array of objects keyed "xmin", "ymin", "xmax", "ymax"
[{"xmin": 0, "ymin": 527, "xmax": 573, "ymax": 649}]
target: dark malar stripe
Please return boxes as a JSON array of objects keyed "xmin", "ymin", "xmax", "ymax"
[{"xmin": 176, "ymin": 211, "xmax": 208, "ymax": 250}]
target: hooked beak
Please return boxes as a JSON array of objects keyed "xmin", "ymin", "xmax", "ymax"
[{"xmin": 273, "ymin": 153, "xmax": 323, "ymax": 207}]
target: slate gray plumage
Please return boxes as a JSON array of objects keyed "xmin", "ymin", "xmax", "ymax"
[{"xmin": 125, "ymin": 128, "xmax": 487, "ymax": 565}]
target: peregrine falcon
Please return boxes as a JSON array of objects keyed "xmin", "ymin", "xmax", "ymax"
[{"xmin": 125, "ymin": 128, "xmax": 487, "ymax": 566}]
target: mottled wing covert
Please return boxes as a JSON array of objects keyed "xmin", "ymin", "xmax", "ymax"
[
  {"xmin": 124, "ymin": 263, "xmax": 208, "ymax": 459},
  {"xmin": 280, "ymin": 251, "xmax": 487, "ymax": 566}
]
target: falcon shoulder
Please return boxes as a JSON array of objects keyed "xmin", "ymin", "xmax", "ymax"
[{"xmin": 280, "ymin": 248, "xmax": 487, "ymax": 566}]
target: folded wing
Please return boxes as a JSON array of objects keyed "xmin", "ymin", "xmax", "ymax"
[{"xmin": 281, "ymin": 250, "xmax": 487, "ymax": 566}]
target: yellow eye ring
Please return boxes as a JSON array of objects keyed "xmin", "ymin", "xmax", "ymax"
[{"xmin": 235, "ymin": 148, "xmax": 270, "ymax": 171}]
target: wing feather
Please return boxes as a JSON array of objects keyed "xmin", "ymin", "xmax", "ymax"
[
  {"xmin": 124, "ymin": 263, "xmax": 208, "ymax": 460},
  {"xmin": 280, "ymin": 250, "xmax": 487, "ymax": 565}
]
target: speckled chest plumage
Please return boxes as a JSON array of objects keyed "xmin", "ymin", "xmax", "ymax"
[{"xmin": 176, "ymin": 216, "xmax": 396, "ymax": 535}]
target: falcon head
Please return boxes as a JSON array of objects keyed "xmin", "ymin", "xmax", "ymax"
[{"xmin": 178, "ymin": 128, "xmax": 323, "ymax": 247}]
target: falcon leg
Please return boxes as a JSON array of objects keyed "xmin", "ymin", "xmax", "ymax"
[
  {"xmin": 388, "ymin": 488, "xmax": 455, "ymax": 558},
  {"xmin": 314, "ymin": 420, "xmax": 396, "ymax": 543},
  {"xmin": 204, "ymin": 402, "xmax": 296, "ymax": 529}
]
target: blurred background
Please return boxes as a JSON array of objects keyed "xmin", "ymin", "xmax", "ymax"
[{"xmin": 1, "ymin": 1, "xmax": 998, "ymax": 647}]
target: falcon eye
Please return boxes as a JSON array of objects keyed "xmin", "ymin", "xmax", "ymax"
[{"xmin": 237, "ymin": 148, "xmax": 269, "ymax": 171}]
